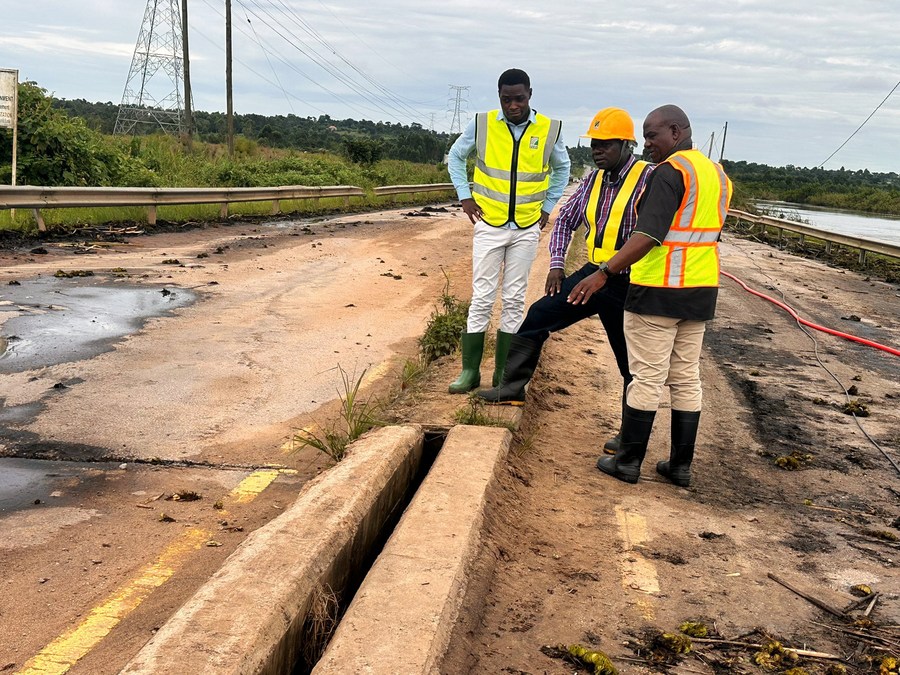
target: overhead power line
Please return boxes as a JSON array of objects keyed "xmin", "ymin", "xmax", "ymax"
[
  {"xmin": 818, "ymin": 78, "xmax": 900, "ymax": 168},
  {"xmin": 197, "ymin": 0, "xmax": 389, "ymax": 120},
  {"xmin": 237, "ymin": 0, "xmax": 428, "ymax": 124}
]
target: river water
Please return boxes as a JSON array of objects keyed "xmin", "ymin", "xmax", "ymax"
[{"xmin": 754, "ymin": 200, "xmax": 900, "ymax": 247}]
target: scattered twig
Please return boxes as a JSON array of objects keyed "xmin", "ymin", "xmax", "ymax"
[
  {"xmin": 767, "ymin": 573, "xmax": 847, "ymax": 619},
  {"xmin": 839, "ymin": 532, "xmax": 900, "ymax": 550},
  {"xmin": 845, "ymin": 541, "xmax": 898, "ymax": 566},
  {"xmin": 690, "ymin": 637, "xmax": 842, "ymax": 660},
  {"xmin": 863, "ymin": 593, "xmax": 879, "ymax": 617},
  {"xmin": 843, "ymin": 592, "xmax": 877, "ymax": 613},
  {"xmin": 808, "ymin": 620, "xmax": 900, "ymax": 650}
]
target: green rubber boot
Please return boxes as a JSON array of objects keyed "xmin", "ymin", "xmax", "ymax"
[
  {"xmin": 492, "ymin": 330, "xmax": 514, "ymax": 387},
  {"xmin": 448, "ymin": 332, "xmax": 485, "ymax": 394}
]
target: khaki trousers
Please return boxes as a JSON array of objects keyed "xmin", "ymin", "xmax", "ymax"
[{"xmin": 624, "ymin": 311, "xmax": 706, "ymax": 412}]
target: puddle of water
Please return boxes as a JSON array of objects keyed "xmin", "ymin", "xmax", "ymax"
[
  {"xmin": 0, "ymin": 457, "xmax": 120, "ymax": 514},
  {"xmin": 0, "ymin": 277, "xmax": 196, "ymax": 373}
]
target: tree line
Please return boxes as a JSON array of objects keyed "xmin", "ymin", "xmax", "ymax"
[{"xmin": 52, "ymin": 98, "xmax": 454, "ymax": 165}]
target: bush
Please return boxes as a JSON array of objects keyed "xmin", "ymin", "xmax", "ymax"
[
  {"xmin": 0, "ymin": 81, "xmax": 148, "ymax": 186},
  {"xmin": 419, "ymin": 280, "xmax": 469, "ymax": 364}
]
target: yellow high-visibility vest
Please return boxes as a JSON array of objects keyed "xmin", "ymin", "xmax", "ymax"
[
  {"xmin": 472, "ymin": 110, "xmax": 561, "ymax": 227},
  {"xmin": 630, "ymin": 150, "xmax": 733, "ymax": 288},
  {"xmin": 584, "ymin": 160, "xmax": 651, "ymax": 264}
]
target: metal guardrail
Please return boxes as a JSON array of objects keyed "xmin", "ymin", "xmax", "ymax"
[
  {"xmin": 0, "ymin": 185, "xmax": 366, "ymax": 231},
  {"xmin": 372, "ymin": 183, "xmax": 456, "ymax": 196},
  {"xmin": 727, "ymin": 208, "xmax": 900, "ymax": 263}
]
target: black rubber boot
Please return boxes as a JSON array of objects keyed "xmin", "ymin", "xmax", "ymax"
[
  {"xmin": 656, "ymin": 410, "xmax": 700, "ymax": 487},
  {"xmin": 448, "ymin": 332, "xmax": 485, "ymax": 394},
  {"xmin": 476, "ymin": 335, "xmax": 542, "ymax": 406},
  {"xmin": 603, "ymin": 433, "xmax": 621, "ymax": 455},
  {"xmin": 602, "ymin": 385, "xmax": 630, "ymax": 455},
  {"xmin": 492, "ymin": 330, "xmax": 514, "ymax": 387},
  {"xmin": 597, "ymin": 405, "xmax": 656, "ymax": 484}
]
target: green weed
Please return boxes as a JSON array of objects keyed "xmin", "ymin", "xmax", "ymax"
[
  {"xmin": 419, "ymin": 269, "xmax": 469, "ymax": 364},
  {"xmin": 453, "ymin": 395, "xmax": 515, "ymax": 430},
  {"xmin": 292, "ymin": 366, "xmax": 383, "ymax": 462},
  {"xmin": 400, "ymin": 357, "xmax": 427, "ymax": 390}
]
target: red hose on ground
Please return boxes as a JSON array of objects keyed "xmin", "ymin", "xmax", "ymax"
[{"xmin": 721, "ymin": 271, "xmax": 900, "ymax": 358}]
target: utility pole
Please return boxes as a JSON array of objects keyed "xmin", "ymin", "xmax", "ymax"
[
  {"xmin": 447, "ymin": 85, "xmax": 469, "ymax": 135},
  {"xmin": 115, "ymin": 0, "xmax": 187, "ymax": 135},
  {"xmin": 707, "ymin": 131, "xmax": 715, "ymax": 159},
  {"xmin": 225, "ymin": 0, "xmax": 234, "ymax": 157},
  {"xmin": 719, "ymin": 121, "xmax": 728, "ymax": 162},
  {"xmin": 181, "ymin": 0, "xmax": 193, "ymax": 145}
]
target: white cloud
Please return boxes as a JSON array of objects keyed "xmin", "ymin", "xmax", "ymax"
[{"xmin": 0, "ymin": 0, "xmax": 898, "ymax": 171}]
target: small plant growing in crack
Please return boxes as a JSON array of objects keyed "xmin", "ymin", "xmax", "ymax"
[{"xmin": 292, "ymin": 365, "xmax": 384, "ymax": 462}]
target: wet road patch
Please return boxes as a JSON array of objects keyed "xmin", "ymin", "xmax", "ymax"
[{"xmin": 0, "ymin": 277, "xmax": 196, "ymax": 373}]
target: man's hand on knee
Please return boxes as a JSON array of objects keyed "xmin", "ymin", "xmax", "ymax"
[{"xmin": 545, "ymin": 269, "xmax": 564, "ymax": 296}]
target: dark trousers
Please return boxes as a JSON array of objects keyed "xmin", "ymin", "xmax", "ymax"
[{"xmin": 517, "ymin": 263, "xmax": 632, "ymax": 387}]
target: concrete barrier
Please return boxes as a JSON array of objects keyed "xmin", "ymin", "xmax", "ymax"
[
  {"xmin": 120, "ymin": 425, "xmax": 425, "ymax": 675},
  {"xmin": 312, "ymin": 425, "xmax": 513, "ymax": 675}
]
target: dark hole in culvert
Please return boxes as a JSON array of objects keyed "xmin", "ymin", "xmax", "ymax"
[{"xmin": 290, "ymin": 428, "xmax": 448, "ymax": 675}]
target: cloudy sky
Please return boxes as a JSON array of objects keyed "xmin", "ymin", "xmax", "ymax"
[{"xmin": 2, "ymin": 0, "xmax": 899, "ymax": 172}]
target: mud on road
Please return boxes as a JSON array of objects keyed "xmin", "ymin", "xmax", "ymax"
[
  {"xmin": 428, "ymin": 235, "xmax": 900, "ymax": 675},
  {"xmin": 1, "ymin": 207, "xmax": 898, "ymax": 674},
  {"xmin": 0, "ymin": 204, "xmax": 476, "ymax": 673}
]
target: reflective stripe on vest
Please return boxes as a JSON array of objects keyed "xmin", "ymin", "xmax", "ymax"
[
  {"xmin": 472, "ymin": 111, "xmax": 561, "ymax": 227},
  {"xmin": 630, "ymin": 149, "xmax": 733, "ymax": 288},
  {"xmin": 584, "ymin": 160, "xmax": 650, "ymax": 264}
]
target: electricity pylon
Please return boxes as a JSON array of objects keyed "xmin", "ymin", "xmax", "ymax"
[
  {"xmin": 447, "ymin": 85, "xmax": 469, "ymax": 134},
  {"xmin": 115, "ymin": 0, "xmax": 189, "ymax": 135}
]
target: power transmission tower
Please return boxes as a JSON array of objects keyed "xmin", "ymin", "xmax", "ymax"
[
  {"xmin": 115, "ymin": 0, "xmax": 189, "ymax": 136},
  {"xmin": 447, "ymin": 85, "xmax": 469, "ymax": 134}
]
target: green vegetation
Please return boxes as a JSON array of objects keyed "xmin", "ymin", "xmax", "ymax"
[
  {"xmin": 292, "ymin": 367, "xmax": 384, "ymax": 463},
  {"xmin": 722, "ymin": 160, "xmax": 900, "ymax": 215},
  {"xmin": 0, "ymin": 81, "xmax": 454, "ymax": 234},
  {"xmin": 418, "ymin": 272, "xmax": 470, "ymax": 364},
  {"xmin": 51, "ymin": 97, "xmax": 454, "ymax": 164},
  {"xmin": 452, "ymin": 395, "xmax": 515, "ymax": 430}
]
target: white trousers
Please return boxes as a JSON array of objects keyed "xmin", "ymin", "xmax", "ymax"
[
  {"xmin": 624, "ymin": 311, "xmax": 707, "ymax": 412},
  {"xmin": 467, "ymin": 221, "xmax": 541, "ymax": 333}
]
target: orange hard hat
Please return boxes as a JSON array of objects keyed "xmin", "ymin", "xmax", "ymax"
[{"xmin": 582, "ymin": 107, "xmax": 635, "ymax": 142}]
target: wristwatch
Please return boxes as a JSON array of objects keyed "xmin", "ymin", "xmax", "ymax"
[{"xmin": 597, "ymin": 261, "xmax": 611, "ymax": 278}]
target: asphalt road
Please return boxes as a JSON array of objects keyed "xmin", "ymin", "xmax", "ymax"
[{"xmin": 0, "ymin": 204, "xmax": 473, "ymax": 674}]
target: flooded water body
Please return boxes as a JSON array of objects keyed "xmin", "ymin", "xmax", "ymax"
[{"xmin": 755, "ymin": 200, "xmax": 900, "ymax": 247}]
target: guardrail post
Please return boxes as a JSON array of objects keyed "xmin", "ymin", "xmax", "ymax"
[
  {"xmin": 271, "ymin": 200, "xmax": 281, "ymax": 215},
  {"xmin": 32, "ymin": 208, "xmax": 46, "ymax": 233},
  {"xmin": 219, "ymin": 203, "xmax": 228, "ymax": 219},
  {"xmin": 858, "ymin": 249, "xmax": 866, "ymax": 265},
  {"xmin": 798, "ymin": 233, "xmax": 805, "ymax": 246},
  {"xmin": 343, "ymin": 196, "xmax": 350, "ymax": 208},
  {"xmin": 776, "ymin": 227, "xmax": 783, "ymax": 245},
  {"xmin": 148, "ymin": 205, "xmax": 157, "ymax": 226},
  {"xmin": 825, "ymin": 241, "xmax": 833, "ymax": 255}
]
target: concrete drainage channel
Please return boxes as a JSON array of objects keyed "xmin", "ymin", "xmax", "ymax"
[{"xmin": 120, "ymin": 422, "xmax": 515, "ymax": 674}]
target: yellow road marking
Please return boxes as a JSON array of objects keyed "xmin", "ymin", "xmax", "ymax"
[
  {"xmin": 360, "ymin": 360, "xmax": 390, "ymax": 386},
  {"xmin": 17, "ymin": 528, "xmax": 208, "ymax": 675},
  {"xmin": 227, "ymin": 468, "xmax": 282, "ymax": 504},
  {"xmin": 614, "ymin": 505, "xmax": 659, "ymax": 621},
  {"xmin": 18, "ymin": 467, "xmax": 292, "ymax": 674}
]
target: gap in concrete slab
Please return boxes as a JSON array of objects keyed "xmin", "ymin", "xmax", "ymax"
[{"xmin": 291, "ymin": 427, "xmax": 448, "ymax": 675}]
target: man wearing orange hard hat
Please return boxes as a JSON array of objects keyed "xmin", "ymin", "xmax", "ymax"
[{"xmin": 478, "ymin": 107, "xmax": 653, "ymax": 453}]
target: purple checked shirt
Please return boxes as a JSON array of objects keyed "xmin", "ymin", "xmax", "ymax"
[{"xmin": 548, "ymin": 155, "xmax": 653, "ymax": 271}]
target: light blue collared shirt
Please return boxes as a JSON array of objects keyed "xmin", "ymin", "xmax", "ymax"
[{"xmin": 447, "ymin": 108, "xmax": 570, "ymax": 225}]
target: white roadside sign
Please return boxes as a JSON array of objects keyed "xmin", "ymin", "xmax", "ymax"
[{"xmin": 0, "ymin": 68, "xmax": 17, "ymax": 130}]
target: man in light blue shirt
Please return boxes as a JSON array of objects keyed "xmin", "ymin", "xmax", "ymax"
[{"xmin": 446, "ymin": 68, "xmax": 570, "ymax": 394}]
